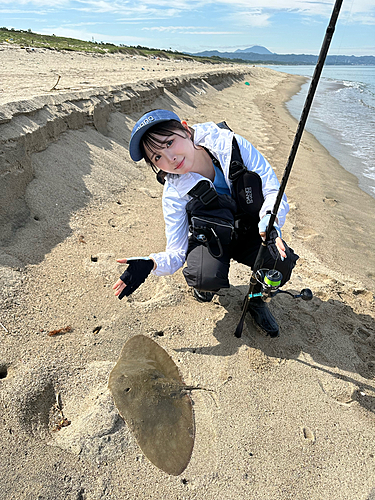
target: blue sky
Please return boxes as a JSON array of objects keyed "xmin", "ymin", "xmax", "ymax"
[{"xmin": 1, "ymin": 0, "xmax": 374, "ymax": 56}]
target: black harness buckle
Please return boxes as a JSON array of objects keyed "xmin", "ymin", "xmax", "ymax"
[
  {"xmin": 188, "ymin": 180, "xmax": 218, "ymax": 205},
  {"xmin": 228, "ymin": 160, "xmax": 246, "ymax": 181}
]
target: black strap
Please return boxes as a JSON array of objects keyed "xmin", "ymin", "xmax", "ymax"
[
  {"xmin": 188, "ymin": 122, "xmax": 248, "ymax": 206},
  {"xmin": 188, "ymin": 180, "xmax": 218, "ymax": 205},
  {"xmin": 215, "ymin": 122, "xmax": 264, "ymax": 223},
  {"xmin": 215, "ymin": 122, "xmax": 247, "ymax": 181},
  {"xmin": 228, "ymin": 138, "xmax": 247, "ymax": 181}
]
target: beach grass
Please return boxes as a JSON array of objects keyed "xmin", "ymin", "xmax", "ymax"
[{"xmin": 0, "ymin": 27, "xmax": 235, "ymax": 64}]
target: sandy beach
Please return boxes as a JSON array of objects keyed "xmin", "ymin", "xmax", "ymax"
[{"xmin": 1, "ymin": 45, "xmax": 375, "ymax": 500}]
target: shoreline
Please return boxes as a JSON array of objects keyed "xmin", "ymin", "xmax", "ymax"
[
  {"xmin": 1, "ymin": 51, "xmax": 375, "ymax": 500},
  {"xmin": 264, "ymin": 64, "xmax": 375, "ymax": 201},
  {"xmin": 287, "ymin": 78, "xmax": 375, "ymax": 201},
  {"xmin": 256, "ymin": 69, "xmax": 375, "ymax": 294}
]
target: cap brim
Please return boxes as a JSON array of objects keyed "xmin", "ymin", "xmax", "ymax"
[{"xmin": 129, "ymin": 110, "xmax": 181, "ymax": 161}]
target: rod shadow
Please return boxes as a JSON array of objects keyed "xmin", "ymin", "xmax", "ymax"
[{"xmin": 175, "ymin": 283, "xmax": 375, "ymax": 414}]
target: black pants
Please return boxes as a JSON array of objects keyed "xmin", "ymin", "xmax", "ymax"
[{"xmin": 183, "ymin": 226, "xmax": 299, "ymax": 292}]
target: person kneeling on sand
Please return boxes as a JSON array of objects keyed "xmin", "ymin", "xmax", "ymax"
[{"xmin": 112, "ymin": 109, "xmax": 299, "ymax": 337}]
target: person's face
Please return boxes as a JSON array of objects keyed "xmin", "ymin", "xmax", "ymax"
[{"xmin": 143, "ymin": 125, "xmax": 197, "ymax": 175}]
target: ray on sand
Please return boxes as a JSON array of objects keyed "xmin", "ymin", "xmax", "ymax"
[{"xmin": 108, "ymin": 335, "xmax": 195, "ymax": 476}]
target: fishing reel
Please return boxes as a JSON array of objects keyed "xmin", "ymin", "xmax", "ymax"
[{"xmin": 255, "ymin": 269, "xmax": 313, "ymax": 301}]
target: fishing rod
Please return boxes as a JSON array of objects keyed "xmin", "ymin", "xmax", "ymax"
[{"xmin": 234, "ymin": 0, "xmax": 344, "ymax": 338}]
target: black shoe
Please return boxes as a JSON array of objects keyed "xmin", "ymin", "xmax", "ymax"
[
  {"xmin": 247, "ymin": 298, "xmax": 279, "ymax": 337},
  {"xmin": 193, "ymin": 289, "xmax": 215, "ymax": 303}
]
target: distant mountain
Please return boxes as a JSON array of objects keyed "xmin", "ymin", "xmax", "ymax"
[
  {"xmin": 190, "ymin": 49, "xmax": 375, "ymax": 65},
  {"xmin": 235, "ymin": 45, "xmax": 273, "ymax": 55}
]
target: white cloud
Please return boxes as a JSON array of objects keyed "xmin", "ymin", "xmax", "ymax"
[
  {"xmin": 60, "ymin": 21, "xmax": 103, "ymax": 27},
  {"xmin": 142, "ymin": 26, "xmax": 202, "ymax": 31},
  {"xmin": 67, "ymin": 0, "xmax": 181, "ymax": 18},
  {"xmin": 71, "ymin": 0, "xmax": 190, "ymax": 14},
  {"xmin": 141, "ymin": 26, "xmax": 239, "ymax": 34},
  {"xmin": 212, "ymin": 0, "xmax": 330, "ymax": 16},
  {"xmin": 183, "ymin": 31, "xmax": 240, "ymax": 34},
  {"xmin": 0, "ymin": 8, "xmax": 49, "ymax": 12},
  {"xmin": 72, "ymin": 0, "xmax": 134, "ymax": 13},
  {"xmin": 0, "ymin": 0, "xmax": 373, "ymax": 40},
  {"xmin": 0, "ymin": 0, "xmax": 373, "ymax": 24},
  {"xmin": 346, "ymin": 13, "xmax": 375, "ymax": 25},
  {"xmin": 0, "ymin": 0, "xmax": 68, "ymax": 5},
  {"xmin": 117, "ymin": 17, "xmax": 176, "ymax": 22},
  {"xmin": 236, "ymin": 10, "xmax": 271, "ymax": 27},
  {"xmin": 39, "ymin": 25, "xmax": 146, "ymax": 44}
]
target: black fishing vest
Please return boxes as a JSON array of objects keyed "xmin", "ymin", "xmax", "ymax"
[{"xmin": 188, "ymin": 121, "xmax": 264, "ymax": 227}]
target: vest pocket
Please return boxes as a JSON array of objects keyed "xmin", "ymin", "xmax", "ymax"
[{"xmin": 191, "ymin": 216, "xmax": 234, "ymax": 258}]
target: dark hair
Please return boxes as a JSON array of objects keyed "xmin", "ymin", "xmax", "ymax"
[{"xmin": 140, "ymin": 120, "xmax": 194, "ymax": 184}]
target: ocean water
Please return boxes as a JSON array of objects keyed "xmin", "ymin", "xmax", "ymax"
[{"xmin": 265, "ymin": 65, "xmax": 375, "ymax": 199}]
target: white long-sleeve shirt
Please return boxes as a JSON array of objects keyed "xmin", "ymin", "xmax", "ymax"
[{"xmin": 149, "ymin": 121, "xmax": 289, "ymax": 276}]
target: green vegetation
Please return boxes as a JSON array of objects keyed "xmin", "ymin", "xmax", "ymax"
[{"xmin": 0, "ymin": 27, "xmax": 240, "ymax": 64}]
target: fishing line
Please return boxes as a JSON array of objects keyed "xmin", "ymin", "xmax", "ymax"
[
  {"xmin": 331, "ymin": 0, "xmax": 355, "ymax": 64},
  {"xmin": 234, "ymin": 0, "xmax": 344, "ymax": 339}
]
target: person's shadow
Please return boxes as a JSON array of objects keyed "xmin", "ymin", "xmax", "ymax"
[{"xmin": 175, "ymin": 283, "xmax": 375, "ymax": 414}]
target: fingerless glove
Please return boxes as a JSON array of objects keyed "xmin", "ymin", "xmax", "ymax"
[
  {"xmin": 258, "ymin": 213, "xmax": 282, "ymax": 238},
  {"xmin": 118, "ymin": 259, "xmax": 154, "ymax": 299},
  {"xmin": 265, "ymin": 228, "xmax": 282, "ymax": 261}
]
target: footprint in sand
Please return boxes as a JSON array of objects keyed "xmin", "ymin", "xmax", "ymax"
[
  {"xmin": 352, "ymin": 326, "xmax": 373, "ymax": 343},
  {"xmin": 108, "ymin": 216, "xmax": 140, "ymax": 232},
  {"xmin": 350, "ymin": 325, "xmax": 375, "ymax": 379},
  {"xmin": 186, "ymin": 390, "xmax": 219, "ymax": 475},
  {"xmin": 138, "ymin": 187, "xmax": 161, "ymax": 199},
  {"xmin": 352, "ymin": 288, "xmax": 374, "ymax": 303},
  {"xmin": 290, "ymin": 309, "xmax": 323, "ymax": 346},
  {"xmin": 1, "ymin": 360, "xmax": 131, "ymax": 463},
  {"xmin": 302, "ymin": 427, "xmax": 315, "ymax": 443},
  {"xmin": 127, "ymin": 276, "xmax": 185, "ymax": 310},
  {"xmin": 49, "ymin": 361, "xmax": 132, "ymax": 463},
  {"xmin": 317, "ymin": 377, "xmax": 357, "ymax": 406},
  {"xmin": 323, "ymin": 197, "xmax": 338, "ymax": 207},
  {"xmin": 293, "ymin": 226, "xmax": 320, "ymax": 240},
  {"xmin": 350, "ymin": 326, "xmax": 375, "ymax": 378}
]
